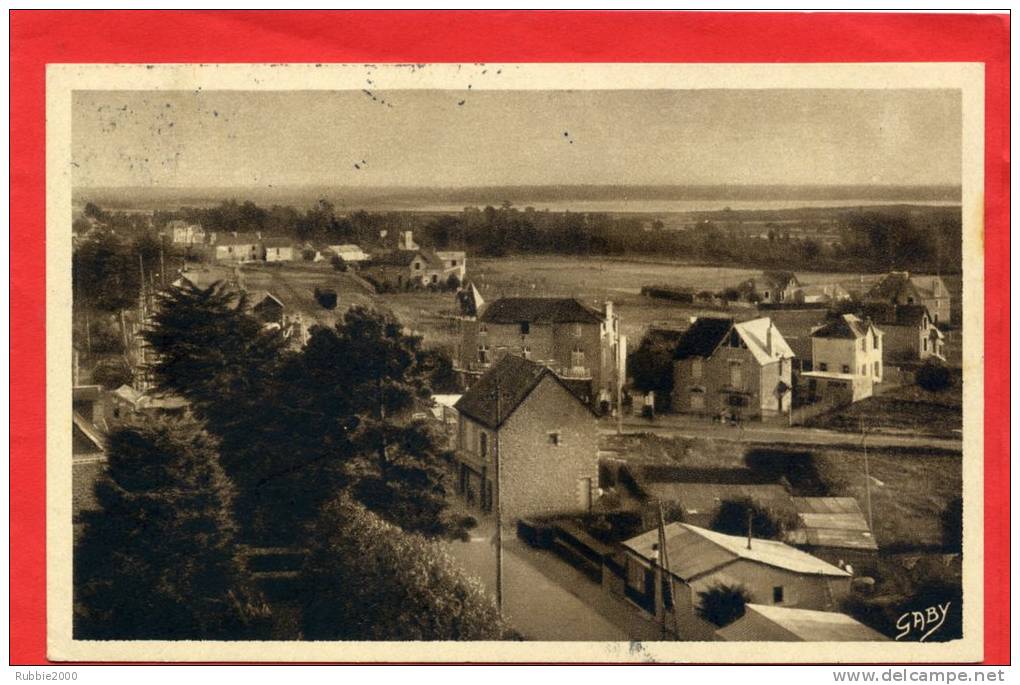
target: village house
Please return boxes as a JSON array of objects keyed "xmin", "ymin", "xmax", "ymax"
[
  {"xmin": 213, "ymin": 232, "xmax": 264, "ymax": 263},
  {"xmin": 784, "ymin": 497, "xmax": 878, "ymax": 568},
  {"xmin": 168, "ymin": 219, "xmax": 205, "ymax": 245},
  {"xmin": 800, "ymin": 314, "xmax": 883, "ymax": 403},
  {"xmin": 862, "ymin": 303, "xmax": 945, "ymax": 362},
  {"xmin": 739, "ymin": 271, "xmax": 801, "ymax": 305},
  {"xmin": 865, "ymin": 271, "xmax": 951, "ymax": 326},
  {"xmin": 620, "ymin": 522, "xmax": 852, "ymax": 640},
  {"xmin": 451, "ymin": 355, "xmax": 600, "ymax": 522},
  {"xmin": 435, "ymin": 250, "xmax": 467, "ymax": 282},
  {"xmin": 716, "ymin": 604, "xmax": 887, "ymax": 642},
  {"xmin": 671, "ymin": 317, "xmax": 794, "ymax": 421},
  {"xmin": 248, "ymin": 290, "xmax": 286, "ymax": 325},
  {"xmin": 456, "ymin": 297, "xmax": 624, "ymax": 410},
  {"xmin": 262, "ymin": 237, "xmax": 295, "ymax": 262}
]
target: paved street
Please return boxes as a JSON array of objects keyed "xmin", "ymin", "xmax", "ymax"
[
  {"xmin": 602, "ymin": 415, "xmax": 962, "ymax": 452},
  {"xmin": 443, "ymin": 514, "xmax": 661, "ymax": 641}
]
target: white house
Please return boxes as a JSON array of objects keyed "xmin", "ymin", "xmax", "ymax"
[{"xmin": 801, "ymin": 314, "xmax": 883, "ymax": 403}]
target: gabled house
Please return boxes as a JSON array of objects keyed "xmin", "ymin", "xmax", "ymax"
[
  {"xmin": 435, "ymin": 250, "xmax": 467, "ymax": 282},
  {"xmin": 456, "ymin": 281, "xmax": 485, "ymax": 318},
  {"xmin": 716, "ymin": 604, "xmax": 887, "ymax": 642},
  {"xmin": 801, "ymin": 314, "xmax": 883, "ymax": 403},
  {"xmin": 456, "ymin": 297, "xmax": 624, "ymax": 410},
  {"xmin": 865, "ymin": 271, "xmax": 950, "ymax": 326},
  {"xmin": 739, "ymin": 271, "xmax": 801, "ymax": 305},
  {"xmin": 621, "ymin": 522, "xmax": 852, "ymax": 640},
  {"xmin": 452, "ymin": 355, "xmax": 599, "ymax": 522},
  {"xmin": 862, "ymin": 303, "xmax": 945, "ymax": 362},
  {"xmin": 671, "ymin": 317, "xmax": 794, "ymax": 421},
  {"xmin": 248, "ymin": 290, "xmax": 286, "ymax": 325}
]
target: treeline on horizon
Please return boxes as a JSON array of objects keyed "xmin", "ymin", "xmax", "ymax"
[
  {"xmin": 84, "ymin": 198, "xmax": 963, "ymax": 275},
  {"xmin": 74, "ymin": 182, "xmax": 962, "ymax": 210}
]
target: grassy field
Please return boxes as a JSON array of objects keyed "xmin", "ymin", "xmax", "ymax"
[{"xmin": 600, "ymin": 432, "xmax": 961, "ymax": 550}]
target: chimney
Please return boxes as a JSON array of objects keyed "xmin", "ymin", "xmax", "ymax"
[
  {"xmin": 766, "ymin": 320, "xmax": 773, "ymax": 355},
  {"xmin": 604, "ymin": 300, "xmax": 614, "ymax": 325}
]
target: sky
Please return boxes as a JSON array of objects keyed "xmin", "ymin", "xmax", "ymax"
[{"xmin": 72, "ymin": 89, "xmax": 962, "ymax": 189}]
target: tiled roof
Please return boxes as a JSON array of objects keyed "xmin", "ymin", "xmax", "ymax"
[
  {"xmin": 672, "ymin": 317, "xmax": 733, "ymax": 360},
  {"xmin": 733, "ymin": 318, "xmax": 795, "ymax": 365},
  {"xmin": 717, "ymin": 604, "xmax": 888, "ymax": 642},
  {"xmin": 215, "ymin": 233, "xmax": 261, "ymax": 246},
  {"xmin": 479, "ymin": 298, "xmax": 604, "ymax": 325},
  {"xmin": 863, "ymin": 303, "xmax": 931, "ymax": 328},
  {"xmin": 622, "ymin": 522, "xmax": 850, "ymax": 580},
  {"xmin": 262, "ymin": 236, "xmax": 294, "ymax": 248},
  {"xmin": 454, "ymin": 355, "xmax": 590, "ymax": 429},
  {"xmin": 865, "ymin": 271, "xmax": 933, "ymax": 303}
]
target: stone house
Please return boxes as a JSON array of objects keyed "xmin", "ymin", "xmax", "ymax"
[
  {"xmin": 800, "ymin": 314, "xmax": 883, "ymax": 403},
  {"xmin": 621, "ymin": 522, "xmax": 852, "ymax": 640},
  {"xmin": 456, "ymin": 297, "xmax": 624, "ymax": 410},
  {"xmin": 865, "ymin": 271, "xmax": 951, "ymax": 326},
  {"xmin": 671, "ymin": 317, "xmax": 794, "ymax": 421},
  {"xmin": 452, "ymin": 355, "xmax": 600, "ymax": 523}
]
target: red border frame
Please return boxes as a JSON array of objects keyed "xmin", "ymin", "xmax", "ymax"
[{"xmin": 10, "ymin": 10, "xmax": 1010, "ymax": 666}]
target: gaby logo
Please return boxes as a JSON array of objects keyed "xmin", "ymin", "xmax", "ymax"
[{"xmin": 895, "ymin": 602, "xmax": 951, "ymax": 642}]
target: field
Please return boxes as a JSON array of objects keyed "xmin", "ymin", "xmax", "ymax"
[{"xmin": 601, "ymin": 432, "xmax": 961, "ymax": 550}]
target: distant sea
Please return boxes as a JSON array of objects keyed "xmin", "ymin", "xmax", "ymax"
[{"xmin": 386, "ymin": 199, "xmax": 961, "ymax": 214}]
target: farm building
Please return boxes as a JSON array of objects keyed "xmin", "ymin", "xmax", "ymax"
[
  {"xmin": 621, "ymin": 522, "xmax": 852, "ymax": 640},
  {"xmin": 213, "ymin": 232, "xmax": 264, "ymax": 263},
  {"xmin": 328, "ymin": 244, "xmax": 370, "ymax": 265},
  {"xmin": 452, "ymin": 355, "xmax": 600, "ymax": 523},
  {"xmin": 671, "ymin": 317, "xmax": 794, "ymax": 421},
  {"xmin": 716, "ymin": 604, "xmax": 887, "ymax": 641}
]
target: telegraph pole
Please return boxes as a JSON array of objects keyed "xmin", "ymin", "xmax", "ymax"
[
  {"xmin": 494, "ymin": 378, "xmax": 504, "ymax": 617},
  {"xmin": 861, "ymin": 416, "xmax": 874, "ymax": 531}
]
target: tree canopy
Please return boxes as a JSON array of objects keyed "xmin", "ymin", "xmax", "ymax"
[
  {"xmin": 74, "ymin": 414, "xmax": 272, "ymax": 639},
  {"xmin": 300, "ymin": 495, "xmax": 507, "ymax": 641}
]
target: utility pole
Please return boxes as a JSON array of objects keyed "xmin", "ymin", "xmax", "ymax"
[
  {"xmin": 746, "ymin": 506, "xmax": 754, "ymax": 550},
  {"xmin": 616, "ymin": 334, "xmax": 627, "ymax": 435},
  {"xmin": 861, "ymin": 416, "xmax": 874, "ymax": 532},
  {"xmin": 657, "ymin": 501, "xmax": 681, "ymax": 639},
  {"xmin": 494, "ymin": 377, "xmax": 504, "ymax": 617}
]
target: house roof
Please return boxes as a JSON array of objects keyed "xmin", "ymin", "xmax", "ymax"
[
  {"xmin": 673, "ymin": 317, "xmax": 734, "ymax": 360},
  {"xmin": 862, "ymin": 303, "xmax": 936, "ymax": 330},
  {"xmin": 865, "ymin": 271, "xmax": 946, "ymax": 303},
  {"xmin": 333, "ymin": 244, "xmax": 369, "ymax": 260},
  {"xmin": 416, "ymin": 248, "xmax": 448, "ymax": 270},
  {"xmin": 733, "ymin": 318, "xmax": 795, "ymax": 365},
  {"xmin": 248, "ymin": 290, "xmax": 285, "ymax": 309},
  {"xmin": 479, "ymin": 298, "xmax": 604, "ymax": 325},
  {"xmin": 786, "ymin": 497, "xmax": 878, "ymax": 552},
  {"xmin": 215, "ymin": 233, "xmax": 260, "ymax": 246},
  {"xmin": 371, "ymin": 250, "xmax": 418, "ymax": 267},
  {"xmin": 454, "ymin": 355, "xmax": 591, "ymax": 429},
  {"xmin": 622, "ymin": 522, "xmax": 850, "ymax": 581},
  {"xmin": 811, "ymin": 314, "xmax": 874, "ymax": 340},
  {"xmin": 458, "ymin": 282, "xmax": 485, "ymax": 317},
  {"xmin": 717, "ymin": 604, "xmax": 888, "ymax": 642},
  {"xmin": 73, "ymin": 412, "xmax": 106, "ymax": 454},
  {"xmin": 111, "ymin": 383, "xmax": 143, "ymax": 405},
  {"xmin": 262, "ymin": 236, "xmax": 294, "ymax": 248}
]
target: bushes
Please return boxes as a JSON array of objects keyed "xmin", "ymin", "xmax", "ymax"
[
  {"xmin": 710, "ymin": 497, "xmax": 796, "ymax": 540},
  {"xmin": 301, "ymin": 495, "xmax": 507, "ymax": 641},
  {"xmin": 916, "ymin": 360, "xmax": 952, "ymax": 393},
  {"xmin": 696, "ymin": 583, "xmax": 751, "ymax": 627}
]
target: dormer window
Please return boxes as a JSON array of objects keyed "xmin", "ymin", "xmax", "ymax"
[{"xmin": 520, "ymin": 321, "xmax": 530, "ymax": 335}]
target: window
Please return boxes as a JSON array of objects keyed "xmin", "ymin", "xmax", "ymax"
[
  {"xmin": 872, "ymin": 331, "xmax": 879, "ymax": 349},
  {"xmin": 773, "ymin": 586, "xmax": 784, "ymax": 604},
  {"xmin": 819, "ymin": 362, "xmax": 828, "ymax": 372},
  {"xmin": 414, "ymin": 262, "xmax": 421, "ymax": 270},
  {"xmin": 860, "ymin": 338, "xmax": 866, "ymax": 351},
  {"xmin": 874, "ymin": 361, "xmax": 881, "ymax": 377},
  {"xmin": 574, "ymin": 323, "xmax": 583, "ymax": 338},
  {"xmin": 479, "ymin": 432, "xmax": 488, "ymax": 458},
  {"xmin": 520, "ymin": 321, "xmax": 530, "ymax": 335},
  {"xmin": 571, "ymin": 347, "xmax": 586, "ymax": 368},
  {"xmin": 923, "ymin": 338, "xmax": 928, "ymax": 352},
  {"xmin": 451, "ymin": 259, "xmax": 458, "ymax": 266},
  {"xmin": 522, "ymin": 345, "xmax": 531, "ymax": 360},
  {"xmin": 728, "ymin": 361, "xmax": 743, "ymax": 388},
  {"xmin": 691, "ymin": 359, "xmax": 702, "ymax": 379},
  {"xmin": 477, "ymin": 345, "xmax": 489, "ymax": 364},
  {"xmin": 728, "ymin": 330, "xmax": 741, "ymax": 348},
  {"xmin": 861, "ymin": 365, "xmax": 867, "ymax": 376},
  {"xmin": 479, "ymin": 324, "xmax": 487, "ymax": 335},
  {"xmin": 548, "ymin": 432, "xmax": 561, "ymax": 446},
  {"xmin": 841, "ymin": 365, "xmax": 850, "ymax": 374}
]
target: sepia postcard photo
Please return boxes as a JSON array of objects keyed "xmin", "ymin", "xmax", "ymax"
[{"xmin": 47, "ymin": 62, "xmax": 985, "ymax": 663}]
